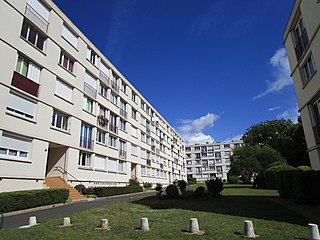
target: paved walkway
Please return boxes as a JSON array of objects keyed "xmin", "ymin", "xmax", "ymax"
[
  {"xmin": 1, "ymin": 191, "xmax": 155, "ymax": 229},
  {"xmin": 272, "ymin": 198, "xmax": 320, "ymax": 226}
]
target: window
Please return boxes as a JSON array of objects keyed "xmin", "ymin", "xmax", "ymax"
[
  {"xmin": 62, "ymin": 24, "xmax": 77, "ymax": 48},
  {"xmin": 118, "ymin": 160, "xmax": 126, "ymax": 173},
  {"xmin": 51, "ymin": 109, "xmax": 70, "ymax": 132},
  {"xmin": 310, "ymin": 99, "xmax": 320, "ymax": 144},
  {"xmin": 84, "ymin": 72, "xmax": 97, "ymax": 98},
  {"xmin": 0, "ymin": 132, "xmax": 31, "ymax": 162},
  {"xmin": 108, "ymin": 158, "xmax": 117, "ymax": 172},
  {"xmin": 87, "ymin": 47, "xmax": 99, "ymax": 67},
  {"xmin": 15, "ymin": 56, "xmax": 40, "ymax": 83},
  {"xmin": 141, "ymin": 133, "xmax": 146, "ymax": 142},
  {"xmin": 109, "ymin": 135, "xmax": 117, "ymax": 148},
  {"xmin": 132, "ymin": 92, "xmax": 137, "ymax": 103},
  {"xmin": 99, "ymin": 83, "xmax": 108, "ymax": 99},
  {"xmin": 215, "ymin": 152, "xmax": 221, "ymax": 158},
  {"xmin": 80, "ymin": 123, "xmax": 93, "ymax": 149},
  {"xmin": 120, "ymin": 119, "xmax": 126, "ymax": 131},
  {"xmin": 121, "ymin": 81, "xmax": 127, "ymax": 93},
  {"xmin": 293, "ymin": 17, "xmax": 309, "ymax": 60},
  {"xmin": 6, "ymin": 91, "xmax": 36, "ymax": 120},
  {"xmin": 94, "ymin": 155, "xmax": 106, "ymax": 170},
  {"xmin": 301, "ymin": 55, "xmax": 316, "ymax": 84},
  {"xmin": 83, "ymin": 96, "xmax": 94, "ymax": 114},
  {"xmin": 131, "ymin": 144, "xmax": 137, "ymax": 156},
  {"xmin": 132, "ymin": 109, "xmax": 137, "ymax": 120},
  {"xmin": 25, "ymin": 0, "xmax": 49, "ymax": 32},
  {"xmin": 59, "ymin": 51, "xmax": 74, "ymax": 73},
  {"xmin": 96, "ymin": 130, "xmax": 107, "ymax": 145},
  {"xmin": 21, "ymin": 20, "xmax": 46, "ymax": 51},
  {"xmin": 55, "ymin": 79, "xmax": 73, "ymax": 102},
  {"xmin": 110, "ymin": 91, "xmax": 117, "ymax": 105},
  {"xmin": 185, "ymin": 147, "xmax": 191, "ymax": 152},
  {"xmin": 78, "ymin": 151, "xmax": 91, "ymax": 167},
  {"xmin": 131, "ymin": 126, "xmax": 137, "ymax": 138},
  {"xmin": 224, "ymin": 151, "xmax": 231, "ymax": 157},
  {"xmin": 214, "ymin": 145, "xmax": 221, "ymax": 149},
  {"xmin": 141, "ymin": 166, "xmax": 146, "ymax": 176},
  {"xmin": 224, "ymin": 144, "xmax": 230, "ymax": 148}
]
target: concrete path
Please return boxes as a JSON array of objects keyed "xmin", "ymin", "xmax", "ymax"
[{"xmin": 1, "ymin": 191, "xmax": 154, "ymax": 229}]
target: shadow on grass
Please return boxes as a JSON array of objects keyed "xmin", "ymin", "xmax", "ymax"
[{"xmin": 132, "ymin": 195, "xmax": 308, "ymax": 226}]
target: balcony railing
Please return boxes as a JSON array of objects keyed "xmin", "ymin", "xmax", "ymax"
[
  {"xmin": 97, "ymin": 116, "xmax": 108, "ymax": 130},
  {"xmin": 99, "ymin": 71, "xmax": 110, "ymax": 86},
  {"xmin": 109, "ymin": 123, "xmax": 118, "ymax": 134},
  {"xmin": 294, "ymin": 29, "xmax": 309, "ymax": 60},
  {"xmin": 119, "ymin": 150, "xmax": 127, "ymax": 159},
  {"xmin": 84, "ymin": 82, "xmax": 97, "ymax": 99},
  {"xmin": 111, "ymin": 81, "xmax": 119, "ymax": 93},
  {"xmin": 12, "ymin": 72, "xmax": 39, "ymax": 97},
  {"xmin": 120, "ymin": 109, "xmax": 127, "ymax": 119},
  {"xmin": 25, "ymin": 3, "xmax": 48, "ymax": 33},
  {"xmin": 80, "ymin": 137, "xmax": 94, "ymax": 150}
]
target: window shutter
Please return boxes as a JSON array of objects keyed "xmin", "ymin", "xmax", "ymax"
[
  {"xmin": 62, "ymin": 24, "xmax": 78, "ymax": 47},
  {"xmin": 27, "ymin": 62, "xmax": 40, "ymax": 83}
]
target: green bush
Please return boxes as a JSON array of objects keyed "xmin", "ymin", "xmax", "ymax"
[
  {"xmin": 205, "ymin": 179, "xmax": 223, "ymax": 198},
  {"xmin": 0, "ymin": 189, "xmax": 68, "ymax": 213},
  {"xmin": 297, "ymin": 165, "xmax": 312, "ymax": 171},
  {"xmin": 165, "ymin": 184, "xmax": 179, "ymax": 198},
  {"xmin": 154, "ymin": 183, "xmax": 162, "ymax": 191},
  {"xmin": 143, "ymin": 182, "xmax": 152, "ymax": 189},
  {"xmin": 74, "ymin": 184, "xmax": 87, "ymax": 195},
  {"xmin": 128, "ymin": 178, "xmax": 140, "ymax": 187},
  {"xmin": 253, "ymin": 173, "xmax": 266, "ymax": 189},
  {"xmin": 187, "ymin": 177, "xmax": 197, "ymax": 185},
  {"xmin": 276, "ymin": 169, "xmax": 297, "ymax": 198},
  {"xmin": 228, "ymin": 175, "xmax": 239, "ymax": 184},
  {"xmin": 265, "ymin": 163, "xmax": 296, "ymax": 189},
  {"xmin": 194, "ymin": 186, "xmax": 206, "ymax": 198},
  {"xmin": 177, "ymin": 180, "xmax": 187, "ymax": 193},
  {"xmin": 93, "ymin": 186, "xmax": 143, "ymax": 197}
]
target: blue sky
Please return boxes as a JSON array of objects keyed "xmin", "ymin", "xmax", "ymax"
[{"xmin": 53, "ymin": 0, "xmax": 297, "ymax": 144}]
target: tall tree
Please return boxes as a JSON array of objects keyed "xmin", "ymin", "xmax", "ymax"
[
  {"xmin": 242, "ymin": 119, "xmax": 310, "ymax": 167},
  {"xmin": 229, "ymin": 145, "xmax": 284, "ymax": 183}
]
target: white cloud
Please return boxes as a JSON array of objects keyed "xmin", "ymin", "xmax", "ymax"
[
  {"xmin": 277, "ymin": 106, "xmax": 299, "ymax": 123},
  {"xmin": 224, "ymin": 134, "xmax": 243, "ymax": 142},
  {"xmin": 267, "ymin": 106, "xmax": 280, "ymax": 111},
  {"xmin": 177, "ymin": 113, "xmax": 219, "ymax": 144},
  {"xmin": 253, "ymin": 48, "xmax": 292, "ymax": 100}
]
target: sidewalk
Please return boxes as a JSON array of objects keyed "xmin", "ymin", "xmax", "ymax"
[
  {"xmin": 272, "ymin": 198, "xmax": 320, "ymax": 226},
  {"xmin": 1, "ymin": 191, "xmax": 155, "ymax": 229}
]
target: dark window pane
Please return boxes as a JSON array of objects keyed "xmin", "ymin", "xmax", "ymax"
[
  {"xmin": 28, "ymin": 27, "xmax": 36, "ymax": 44},
  {"xmin": 36, "ymin": 34, "xmax": 45, "ymax": 50},
  {"xmin": 21, "ymin": 22, "xmax": 29, "ymax": 39}
]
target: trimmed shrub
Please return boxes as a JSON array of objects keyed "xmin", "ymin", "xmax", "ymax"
[
  {"xmin": 93, "ymin": 186, "xmax": 143, "ymax": 197},
  {"xmin": 128, "ymin": 178, "xmax": 140, "ymax": 187},
  {"xmin": 0, "ymin": 189, "xmax": 68, "ymax": 213},
  {"xmin": 165, "ymin": 184, "xmax": 179, "ymax": 198},
  {"xmin": 177, "ymin": 180, "xmax": 187, "ymax": 194},
  {"xmin": 253, "ymin": 173, "xmax": 266, "ymax": 189},
  {"xmin": 74, "ymin": 184, "xmax": 87, "ymax": 195},
  {"xmin": 143, "ymin": 182, "xmax": 152, "ymax": 189},
  {"xmin": 265, "ymin": 163, "xmax": 296, "ymax": 189},
  {"xmin": 228, "ymin": 175, "xmax": 239, "ymax": 184},
  {"xmin": 187, "ymin": 177, "xmax": 197, "ymax": 185},
  {"xmin": 194, "ymin": 186, "xmax": 206, "ymax": 198},
  {"xmin": 205, "ymin": 179, "xmax": 223, "ymax": 198},
  {"xmin": 297, "ymin": 165, "xmax": 312, "ymax": 171},
  {"xmin": 154, "ymin": 183, "xmax": 162, "ymax": 192},
  {"xmin": 276, "ymin": 169, "xmax": 297, "ymax": 198}
]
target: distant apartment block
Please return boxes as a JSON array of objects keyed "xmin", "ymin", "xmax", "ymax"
[
  {"xmin": 0, "ymin": 0, "xmax": 186, "ymax": 192},
  {"xmin": 284, "ymin": 0, "xmax": 320, "ymax": 169},
  {"xmin": 185, "ymin": 141, "xmax": 243, "ymax": 181}
]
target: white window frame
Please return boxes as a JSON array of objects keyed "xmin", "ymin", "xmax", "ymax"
[
  {"xmin": 0, "ymin": 132, "xmax": 31, "ymax": 162},
  {"xmin": 6, "ymin": 91, "xmax": 37, "ymax": 120},
  {"xmin": 51, "ymin": 109, "xmax": 71, "ymax": 133}
]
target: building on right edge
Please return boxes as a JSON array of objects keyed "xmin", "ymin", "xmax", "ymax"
[
  {"xmin": 185, "ymin": 141, "xmax": 243, "ymax": 182},
  {"xmin": 284, "ymin": 0, "xmax": 320, "ymax": 170}
]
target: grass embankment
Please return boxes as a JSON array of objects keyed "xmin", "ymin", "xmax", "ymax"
[{"xmin": 0, "ymin": 184, "xmax": 308, "ymax": 240}]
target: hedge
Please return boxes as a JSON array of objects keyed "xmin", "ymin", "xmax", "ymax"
[
  {"xmin": 276, "ymin": 170, "xmax": 320, "ymax": 205},
  {"xmin": 93, "ymin": 186, "xmax": 143, "ymax": 197},
  {"xmin": 0, "ymin": 188, "xmax": 69, "ymax": 213},
  {"xmin": 265, "ymin": 163, "xmax": 296, "ymax": 189}
]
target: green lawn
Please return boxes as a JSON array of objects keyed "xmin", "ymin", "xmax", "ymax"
[{"xmin": 0, "ymin": 185, "xmax": 309, "ymax": 240}]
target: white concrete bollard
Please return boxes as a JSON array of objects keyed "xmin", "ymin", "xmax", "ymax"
[
  {"xmin": 101, "ymin": 219, "xmax": 109, "ymax": 230},
  {"xmin": 308, "ymin": 223, "xmax": 320, "ymax": 240},
  {"xmin": 189, "ymin": 218, "xmax": 200, "ymax": 234},
  {"xmin": 244, "ymin": 220, "xmax": 255, "ymax": 238},
  {"xmin": 63, "ymin": 217, "xmax": 71, "ymax": 227},
  {"xmin": 140, "ymin": 218, "xmax": 150, "ymax": 231},
  {"xmin": 28, "ymin": 216, "xmax": 37, "ymax": 226}
]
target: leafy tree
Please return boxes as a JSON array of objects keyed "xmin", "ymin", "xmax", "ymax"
[
  {"xmin": 229, "ymin": 145, "xmax": 284, "ymax": 183},
  {"xmin": 242, "ymin": 119, "xmax": 310, "ymax": 167}
]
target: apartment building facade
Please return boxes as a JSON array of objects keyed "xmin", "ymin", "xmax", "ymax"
[
  {"xmin": 284, "ymin": 0, "xmax": 320, "ymax": 169},
  {"xmin": 185, "ymin": 141, "xmax": 243, "ymax": 181},
  {"xmin": 0, "ymin": 0, "xmax": 186, "ymax": 192}
]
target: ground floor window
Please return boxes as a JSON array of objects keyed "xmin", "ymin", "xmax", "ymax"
[
  {"xmin": 78, "ymin": 151, "xmax": 91, "ymax": 167},
  {"xmin": 0, "ymin": 132, "xmax": 31, "ymax": 162}
]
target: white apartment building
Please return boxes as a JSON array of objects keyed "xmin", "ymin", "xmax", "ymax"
[
  {"xmin": 284, "ymin": 0, "xmax": 320, "ymax": 170},
  {"xmin": 185, "ymin": 141, "xmax": 243, "ymax": 181},
  {"xmin": 0, "ymin": 0, "xmax": 186, "ymax": 192}
]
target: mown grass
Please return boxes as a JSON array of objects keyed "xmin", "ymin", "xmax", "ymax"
[{"xmin": 0, "ymin": 185, "xmax": 309, "ymax": 240}]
